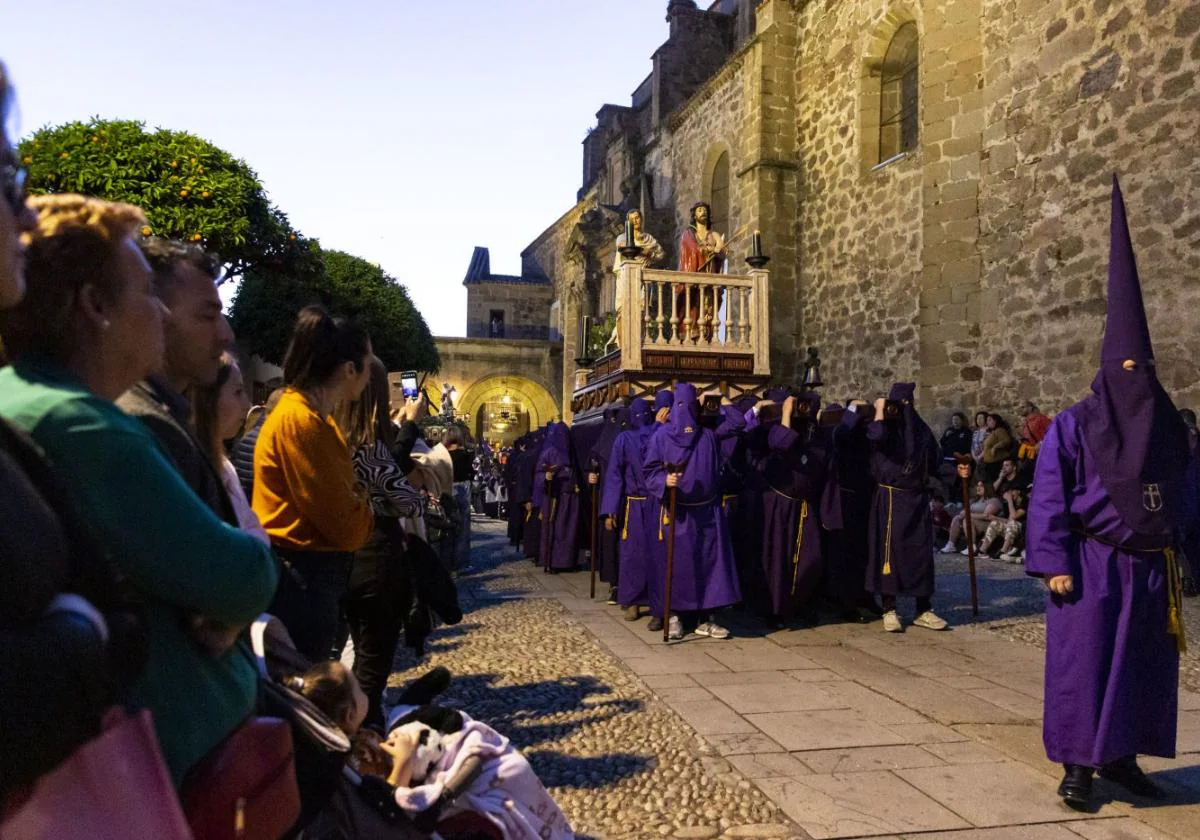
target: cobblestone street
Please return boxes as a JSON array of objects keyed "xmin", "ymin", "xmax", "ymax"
[{"xmin": 387, "ymin": 517, "xmax": 1200, "ymax": 839}]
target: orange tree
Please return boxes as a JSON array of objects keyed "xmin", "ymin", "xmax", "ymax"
[
  {"xmin": 18, "ymin": 117, "xmax": 307, "ymax": 278},
  {"xmin": 230, "ymin": 249, "xmax": 439, "ymax": 372}
]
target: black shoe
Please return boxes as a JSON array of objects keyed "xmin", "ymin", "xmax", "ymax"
[
  {"xmin": 1099, "ymin": 757, "xmax": 1167, "ymax": 799},
  {"xmin": 396, "ymin": 666, "xmax": 452, "ymax": 706},
  {"xmin": 1057, "ymin": 764, "xmax": 1094, "ymax": 809},
  {"xmin": 647, "ymin": 616, "xmax": 664, "ymax": 633},
  {"xmin": 840, "ymin": 609, "xmax": 871, "ymax": 624}
]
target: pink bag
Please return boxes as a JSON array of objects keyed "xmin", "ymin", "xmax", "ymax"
[{"xmin": 0, "ymin": 708, "xmax": 192, "ymax": 840}]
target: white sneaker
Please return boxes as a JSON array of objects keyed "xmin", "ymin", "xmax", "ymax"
[
  {"xmin": 667, "ymin": 614, "xmax": 684, "ymax": 641},
  {"xmin": 694, "ymin": 621, "xmax": 731, "ymax": 640},
  {"xmin": 913, "ymin": 610, "xmax": 949, "ymax": 631},
  {"xmin": 960, "ymin": 547, "xmax": 972, "ymax": 556},
  {"xmin": 940, "ymin": 542, "xmax": 956, "ymax": 554},
  {"xmin": 883, "ymin": 611, "xmax": 903, "ymax": 633},
  {"xmin": 1003, "ymin": 547, "xmax": 1021, "ymax": 558}
]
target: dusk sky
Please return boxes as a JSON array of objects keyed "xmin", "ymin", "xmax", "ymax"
[{"xmin": 2, "ymin": 1, "xmax": 669, "ymax": 336}]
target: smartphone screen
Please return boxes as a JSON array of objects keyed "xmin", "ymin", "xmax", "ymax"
[{"xmin": 400, "ymin": 371, "xmax": 418, "ymax": 399}]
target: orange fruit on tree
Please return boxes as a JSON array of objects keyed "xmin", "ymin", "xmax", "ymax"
[{"xmin": 141, "ymin": 226, "xmax": 153, "ymax": 237}]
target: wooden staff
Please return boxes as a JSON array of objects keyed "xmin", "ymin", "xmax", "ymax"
[
  {"xmin": 662, "ymin": 464, "xmax": 683, "ymax": 644},
  {"xmin": 956, "ymin": 456, "xmax": 980, "ymax": 617},
  {"xmin": 589, "ymin": 471, "xmax": 599, "ymax": 600}
]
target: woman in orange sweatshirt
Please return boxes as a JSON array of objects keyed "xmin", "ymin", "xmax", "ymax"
[{"xmin": 253, "ymin": 305, "xmax": 375, "ymax": 660}]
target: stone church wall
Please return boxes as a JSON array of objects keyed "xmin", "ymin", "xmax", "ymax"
[
  {"xmin": 976, "ymin": 0, "xmax": 1200, "ymax": 410},
  {"xmin": 794, "ymin": 0, "xmax": 927, "ymax": 401}
]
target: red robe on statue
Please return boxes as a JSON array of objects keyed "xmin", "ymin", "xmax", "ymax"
[{"xmin": 678, "ymin": 227, "xmax": 725, "ymax": 274}]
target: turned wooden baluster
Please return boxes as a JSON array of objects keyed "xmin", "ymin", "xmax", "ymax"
[
  {"xmin": 670, "ymin": 284, "xmax": 681, "ymax": 346},
  {"xmin": 655, "ymin": 281, "xmax": 666, "ymax": 345},
  {"xmin": 642, "ymin": 281, "xmax": 652, "ymax": 345},
  {"xmin": 734, "ymin": 289, "xmax": 744, "ymax": 348}
]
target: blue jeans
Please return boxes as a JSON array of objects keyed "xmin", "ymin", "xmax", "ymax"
[{"xmin": 271, "ymin": 549, "xmax": 353, "ymax": 662}]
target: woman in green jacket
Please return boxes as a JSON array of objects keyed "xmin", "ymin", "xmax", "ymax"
[{"xmin": 0, "ymin": 194, "xmax": 278, "ymax": 786}]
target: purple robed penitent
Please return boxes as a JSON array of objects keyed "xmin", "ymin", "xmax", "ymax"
[
  {"xmin": 644, "ymin": 384, "xmax": 741, "ymax": 615},
  {"xmin": 601, "ymin": 398, "xmax": 656, "ymax": 606},
  {"xmin": 518, "ymin": 430, "xmax": 544, "ymax": 561},
  {"xmin": 590, "ymin": 407, "xmax": 629, "ymax": 586},
  {"xmin": 537, "ymin": 422, "xmax": 582, "ymax": 571},
  {"xmin": 865, "ymin": 383, "xmax": 939, "ymax": 598},
  {"xmin": 757, "ymin": 396, "xmax": 829, "ymax": 619},
  {"xmin": 821, "ymin": 407, "xmax": 876, "ymax": 610},
  {"xmin": 1026, "ymin": 176, "xmax": 1188, "ymax": 768}
]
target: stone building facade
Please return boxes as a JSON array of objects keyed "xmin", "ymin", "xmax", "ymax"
[
  {"xmin": 462, "ymin": 246, "xmax": 554, "ymax": 340},
  {"xmin": 481, "ymin": 0, "xmax": 1200, "ymax": 420}
]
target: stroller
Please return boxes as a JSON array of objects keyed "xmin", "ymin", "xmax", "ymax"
[{"xmin": 251, "ymin": 617, "xmax": 500, "ymax": 840}]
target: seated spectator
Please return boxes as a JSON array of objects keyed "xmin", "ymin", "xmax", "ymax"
[
  {"xmin": 1017, "ymin": 401, "xmax": 1052, "ymax": 460},
  {"xmin": 977, "ymin": 487, "xmax": 1027, "ymax": 561},
  {"xmin": 0, "ymin": 193, "xmax": 277, "ymax": 786},
  {"xmin": 252, "ymin": 304, "xmax": 374, "ymax": 662},
  {"xmin": 191, "ymin": 352, "xmax": 268, "ymax": 544},
  {"xmin": 980, "ymin": 413, "xmax": 1014, "ymax": 483},
  {"xmin": 940, "ymin": 480, "xmax": 1001, "ymax": 553},
  {"xmin": 970, "ymin": 411, "xmax": 988, "ymax": 464}
]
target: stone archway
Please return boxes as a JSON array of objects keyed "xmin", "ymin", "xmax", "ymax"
[{"xmin": 455, "ymin": 374, "xmax": 560, "ymax": 447}]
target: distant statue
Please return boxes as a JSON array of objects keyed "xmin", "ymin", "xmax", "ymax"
[
  {"xmin": 608, "ymin": 209, "xmax": 664, "ymax": 352},
  {"xmin": 489, "ymin": 312, "xmax": 505, "ymax": 338},
  {"xmin": 677, "ymin": 202, "xmax": 727, "ymax": 341},
  {"xmin": 802, "ymin": 346, "xmax": 823, "ymax": 389},
  {"xmin": 441, "ymin": 383, "xmax": 456, "ymax": 418}
]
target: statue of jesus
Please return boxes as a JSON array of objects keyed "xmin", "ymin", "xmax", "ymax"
[{"xmin": 677, "ymin": 202, "xmax": 726, "ymax": 340}]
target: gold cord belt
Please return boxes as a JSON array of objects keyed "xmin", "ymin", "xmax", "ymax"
[
  {"xmin": 791, "ymin": 500, "xmax": 810, "ymax": 596},
  {"xmin": 1073, "ymin": 531, "xmax": 1186, "ymax": 653},
  {"xmin": 622, "ymin": 496, "xmax": 646, "ymax": 541}
]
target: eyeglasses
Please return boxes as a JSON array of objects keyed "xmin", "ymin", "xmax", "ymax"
[{"xmin": 2, "ymin": 163, "xmax": 28, "ymax": 215}]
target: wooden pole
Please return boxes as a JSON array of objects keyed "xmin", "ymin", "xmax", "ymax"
[
  {"xmin": 663, "ymin": 483, "xmax": 679, "ymax": 644},
  {"xmin": 589, "ymin": 482, "xmax": 599, "ymax": 599},
  {"xmin": 958, "ymin": 462, "xmax": 980, "ymax": 617}
]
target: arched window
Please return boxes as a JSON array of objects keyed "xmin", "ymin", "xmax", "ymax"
[
  {"xmin": 879, "ymin": 23, "xmax": 919, "ymax": 163},
  {"xmin": 709, "ymin": 151, "xmax": 730, "ymax": 235}
]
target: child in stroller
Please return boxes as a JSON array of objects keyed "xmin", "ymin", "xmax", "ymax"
[{"xmin": 256, "ymin": 617, "xmax": 571, "ymax": 840}]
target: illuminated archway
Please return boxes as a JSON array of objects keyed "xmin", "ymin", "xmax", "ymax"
[{"xmin": 455, "ymin": 374, "xmax": 560, "ymax": 447}]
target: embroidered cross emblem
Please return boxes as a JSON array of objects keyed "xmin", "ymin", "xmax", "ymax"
[{"xmin": 1143, "ymin": 483, "xmax": 1164, "ymax": 512}]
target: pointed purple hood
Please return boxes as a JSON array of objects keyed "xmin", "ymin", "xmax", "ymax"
[
  {"xmin": 657, "ymin": 383, "xmax": 702, "ymax": 464},
  {"xmin": 1079, "ymin": 175, "xmax": 1189, "ymax": 536}
]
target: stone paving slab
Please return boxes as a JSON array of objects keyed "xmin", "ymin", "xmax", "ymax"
[
  {"xmin": 755, "ymin": 771, "xmax": 971, "ymax": 838},
  {"xmin": 897, "ymin": 761, "xmax": 1116, "ymax": 826},
  {"xmin": 545, "ymin": 552, "xmax": 1200, "ymax": 839}
]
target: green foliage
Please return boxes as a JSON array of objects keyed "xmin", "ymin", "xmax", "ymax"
[
  {"xmin": 18, "ymin": 118, "xmax": 305, "ymax": 276},
  {"xmin": 229, "ymin": 249, "xmax": 440, "ymax": 373},
  {"xmin": 588, "ymin": 312, "xmax": 617, "ymax": 359},
  {"xmin": 322, "ymin": 251, "xmax": 439, "ymax": 373}
]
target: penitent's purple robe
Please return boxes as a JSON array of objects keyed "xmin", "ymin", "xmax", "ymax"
[
  {"xmin": 601, "ymin": 427, "xmax": 655, "ymax": 606},
  {"xmin": 1026, "ymin": 408, "xmax": 1179, "ymax": 767},
  {"xmin": 821, "ymin": 413, "xmax": 876, "ymax": 610},
  {"xmin": 757, "ymin": 423, "xmax": 829, "ymax": 618},
  {"xmin": 865, "ymin": 419, "xmax": 939, "ymax": 597},
  {"xmin": 644, "ymin": 427, "xmax": 742, "ymax": 614},
  {"xmin": 536, "ymin": 440, "xmax": 583, "ymax": 572},
  {"xmin": 517, "ymin": 444, "xmax": 542, "ymax": 562}
]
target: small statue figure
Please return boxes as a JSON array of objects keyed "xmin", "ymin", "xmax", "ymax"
[
  {"xmin": 802, "ymin": 346, "xmax": 823, "ymax": 389},
  {"xmin": 607, "ymin": 209, "xmax": 664, "ymax": 352},
  {"xmin": 677, "ymin": 202, "xmax": 727, "ymax": 341},
  {"xmin": 440, "ymin": 383, "xmax": 456, "ymax": 418}
]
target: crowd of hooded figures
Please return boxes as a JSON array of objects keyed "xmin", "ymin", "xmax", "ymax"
[
  {"xmin": 502, "ymin": 178, "xmax": 1198, "ymax": 811},
  {"xmin": 503, "ymin": 380, "xmax": 947, "ymax": 642}
]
